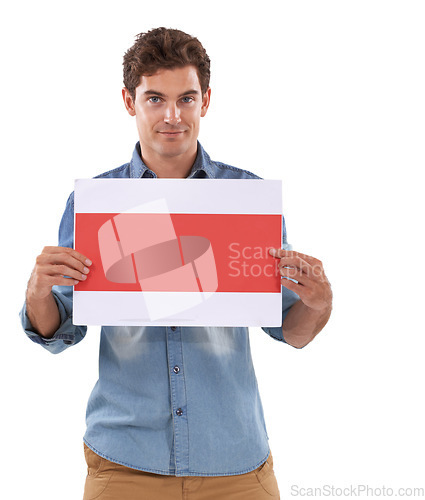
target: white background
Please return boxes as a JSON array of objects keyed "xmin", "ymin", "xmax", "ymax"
[{"xmin": 1, "ymin": 1, "xmax": 424, "ymax": 498}]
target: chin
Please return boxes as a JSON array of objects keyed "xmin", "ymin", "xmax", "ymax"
[{"xmin": 159, "ymin": 143, "xmax": 189, "ymax": 157}]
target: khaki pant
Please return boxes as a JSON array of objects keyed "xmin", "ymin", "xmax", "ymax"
[{"xmin": 83, "ymin": 443, "xmax": 280, "ymax": 499}]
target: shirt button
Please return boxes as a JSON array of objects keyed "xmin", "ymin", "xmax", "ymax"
[
  {"xmin": 173, "ymin": 366, "xmax": 180, "ymax": 374},
  {"xmin": 176, "ymin": 408, "xmax": 183, "ymax": 416},
  {"xmin": 171, "ymin": 326, "xmax": 177, "ymax": 331}
]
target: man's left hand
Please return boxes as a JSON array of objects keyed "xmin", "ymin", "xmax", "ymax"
[{"xmin": 269, "ymin": 248, "xmax": 332, "ymax": 312}]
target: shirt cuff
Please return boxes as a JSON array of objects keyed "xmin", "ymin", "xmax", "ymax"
[{"xmin": 19, "ymin": 289, "xmax": 80, "ymax": 353}]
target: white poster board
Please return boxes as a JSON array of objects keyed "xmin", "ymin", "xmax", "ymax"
[{"xmin": 73, "ymin": 178, "xmax": 283, "ymax": 326}]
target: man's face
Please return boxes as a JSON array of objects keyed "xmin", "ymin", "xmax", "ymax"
[{"xmin": 123, "ymin": 65, "xmax": 210, "ymax": 161}]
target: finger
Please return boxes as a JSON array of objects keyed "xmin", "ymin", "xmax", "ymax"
[
  {"xmin": 284, "ymin": 251, "xmax": 324, "ymax": 274},
  {"xmin": 269, "ymin": 248, "xmax": 291, "ymax": 259},
  {"xmin": 278, "ymin": 255, "xmax": 313, "ymax": 276},
  {"xmin": 42, "ymin": 246, "xmax": 92, "ymax": 266},
  {"xmin": 29, "ymin": 273, "xmax": 80, "ymax": 296},
  {"xmin": 280, "ymin": 276, "xmax": 304, "ymax": 294},
  {"xmin": 269, "ymin": 249, "xmax": 324, "ymax": 282},
  {"xmin": 279, "ymin": 266, "xmax": 312, "ymax": 286},
  {"xmin": 296, "ymin": 253, "xmax": 323, "ymax": 268},
  {"xmin": 269, "ymin": 248, "xmax": 323, "ymax": 269},
  {"xmin": 50, "ymin": 276, "xmax": 81, "ymax": 287},
  {"xmin": 282, "ymin": 256, "xmax": 325, "ymax": 281},
  {"xmin": 269, "ymin": 248, "xmax": 308, "ymax": 258},
  {"xmin": 44, "ymin": 253, "xmax": 91, "ymax": 275},
  {"xmin": 40, "ymin": 264, "xmax": 88, "ymax": 282},
  {"xmin": 280, "ymin": 276, "xmax": 315, "ymax": 307},
  {"xmin": 269, "ymin": 248, "xmax": 312, "ymax": 267}
]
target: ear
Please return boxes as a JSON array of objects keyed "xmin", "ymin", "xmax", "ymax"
[
  {"xmin": 122, "ymin": 88, "xmax": 136, "ymax": 116},
  {"xmin": 200, "ymin": 88, "xmax": 211, "ymax": 117}
]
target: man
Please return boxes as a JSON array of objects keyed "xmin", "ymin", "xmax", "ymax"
[{"xmin": 20, "ymin": 27, "xmax": 332, "ymax": 499}]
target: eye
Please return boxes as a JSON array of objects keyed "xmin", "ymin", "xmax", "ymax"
[
  {"xmin": 149, "ymin": 96, "xmax": 162, "ymax": 103},
  {"xmin": 181, "ymin": 96, "xmax": 194, "ymax": 103}
]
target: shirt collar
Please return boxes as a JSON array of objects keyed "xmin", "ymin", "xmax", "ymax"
[{"xmin": 129, "ymin": 141, "xmax": 216, "ymax": 179}]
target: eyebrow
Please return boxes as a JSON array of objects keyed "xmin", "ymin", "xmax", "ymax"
[{"xmin": 143, "ymin": 89, "xmax": 200, "ymax": 97}]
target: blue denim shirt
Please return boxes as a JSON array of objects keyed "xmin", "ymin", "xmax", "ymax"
[{"xmin": 20, "ymin": 142, "xmax": 300, "ymax": 477}]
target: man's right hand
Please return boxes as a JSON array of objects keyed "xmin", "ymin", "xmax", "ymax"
[
  {"xmin": 26, "ymin": 246, "xmax": 92, "ymax": 300},
  {"xmin": 25, "ymin": 246, "xmax": 92, "ymax": 338}
]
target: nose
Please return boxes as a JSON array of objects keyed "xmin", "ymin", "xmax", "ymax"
[{"xmin": 164, "ymin": 103, "xmax": 181, "ymax": 125}]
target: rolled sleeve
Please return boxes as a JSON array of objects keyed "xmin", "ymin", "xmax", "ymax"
[{"xmin": 19, "ymin": 286, "xmax": 87, "ymax": 355}]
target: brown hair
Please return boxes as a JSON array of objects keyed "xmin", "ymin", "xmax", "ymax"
[{"xmin": 123, "ymin": 27, "xmax": 211, "ymax": 102}]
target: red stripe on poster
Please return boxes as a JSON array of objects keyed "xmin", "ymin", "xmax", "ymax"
[{"xmin": 75, "ymin": 213, "xmax": 282, "ymax": 293}]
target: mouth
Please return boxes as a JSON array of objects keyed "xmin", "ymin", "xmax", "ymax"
[{"xmin": 158, "ymin": 131, "xmax": 185, "ymax": 137}]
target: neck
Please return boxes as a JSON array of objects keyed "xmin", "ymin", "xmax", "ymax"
[{"xmin": 140, "ymin": 143, "xmax": 198, "ymax": 179}]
